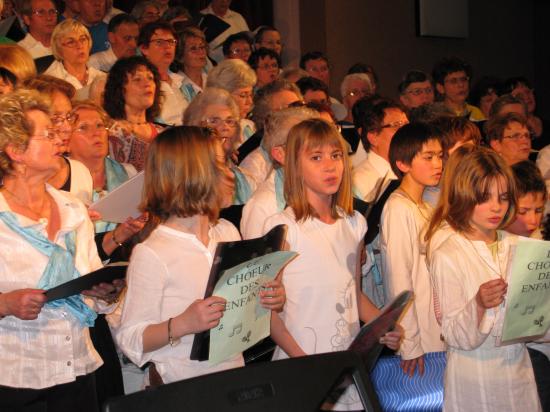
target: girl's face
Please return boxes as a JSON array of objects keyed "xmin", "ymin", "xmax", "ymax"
[
  {"xmin": 469, "ymin": 176, "xmax": 510, "ymax": 241},
  {"xmin": 300, "ymin": 143, "xmax": 344, "ymax": 202},
  {"xmin": 506, "ymin": 192, "xmax": 545, "ymax": 237}
]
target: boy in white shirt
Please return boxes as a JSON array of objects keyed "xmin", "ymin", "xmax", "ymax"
[{"xmin": 380, "ymin": 122, "xmax": 446, "ymax": 376}]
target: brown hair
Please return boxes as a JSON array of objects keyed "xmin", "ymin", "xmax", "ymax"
[
  {"xmin": 22, "ymin": 75, "xmax": 77, "ymax": 99},
  {"xmin": 140, "ymin": 126, "xmax": 225, "ymax": 231},
  {"xmin": 284, "ymin": 118, "xmax": 353, "ymax": 222},
  {"xmin": 425, "ymin": 146, "xmax": 517, "ymax": 243},
  {"xmin": 485, "ymin": 112, "xmax": 529, "ymax": 143},
  {"xmin": 434, "ymin": 116, "xmax": 481, "ymax": 154}
]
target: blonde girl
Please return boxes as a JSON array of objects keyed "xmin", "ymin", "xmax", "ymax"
[
  {"xmin": 425, "ymin": 147, "xmax": 541, "ymax": 412},
  {"xmin": 264, "ymin": 119, "xmax": 400, "ymax": 411}
]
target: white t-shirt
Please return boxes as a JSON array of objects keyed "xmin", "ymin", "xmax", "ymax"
[
  {"xmin": 263, "ymin": 208, "xmax": 366, "ymax": 410},
  {"xmin": 240, "ymin": 146, "xmax": 272, "ymax": 189},
  {"xmin": 116, "ymin": 219, "xmax": 244, "ymax": 384},
  {"xmin": 18, "ymin": 33, "xmax": 52, "ymax": 58},
  {"xmin": 159, "ymin": 72, "xmax": 188, "ymax": 126},
  {"xmin": 352, "ymin": 150, "xmax": 396, "ymax": 202},
  {"xmin": 241, "ymin": 169, "xmax": 278, "ymax": 239}
]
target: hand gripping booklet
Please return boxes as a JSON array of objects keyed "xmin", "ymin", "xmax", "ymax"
[
  {"xmin": 348, "ymin": 290, "xmax": 412, "ymax": 371},
  {"xmin": 44, "ymin": 262, "xmax": 128, "ymax": 302},
  {"xmin": 190, "ymin": 224, "xmax": 288, "ymax": 361},
  {"xmin": 89, "ymin": 171, "xmax": 144, "ymax": 223}
]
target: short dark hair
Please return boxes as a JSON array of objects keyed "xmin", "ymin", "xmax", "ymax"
[
  {"xmin": 501, "ymin": 76, "xmax": 532, "ymax": 95},
  {"xmin": 468, "ymin": 75, "xmax": 501, "ymax": 108},
  {"xmin": 248, "ymin": 47, "xmax": 281, "ymax": 70},
  {"xmin": 295, "ymin": 76, "xmax": 329, "ymax": 98},
  {"xmin": 511, "ymin": 160, "xmax": 546, "ymax": 199},
  {"xmin": 222, "ymin": 31, "xmax": 252, "ymax": 57},
  {"xmin": 138, "ymin": 21, "xmax": 176, "ymax": 47},
  {"xmin": 108, "ymin": 13, "xmax": 138, "ymax": 33},
  {"xmin": 407, "ymin": 102, "xmax": 454, "ymax": 123},
  {"xmin": 431, "ymin": 56, "xmax": 472, "ymax": 86},
  {"xmin": 103, "ymin": 56, "xmax": 161, "ymax": 122},
  {"xmin": 398, "ymin": 70, "xmax": 430, "ymax": 94},
  {"xmin": 299, "ymin": 51, "xmax": 328, "ymax": 70},
  {"xmin": 389, "ymin": 122, "xmax": 440, "ymax": 179},
  {"xmin": 489, "ymin": 94, "xmax": 527, "ymax": 118},
  {"xmin": 352, "ymin": 96, "xmax": 403, "ymax": 151},
  {"xmin": 485, "ymin": 112, "xmax": 529, "ymax": 143}
]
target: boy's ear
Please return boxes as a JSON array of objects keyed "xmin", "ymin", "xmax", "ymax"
[
  {"xmin": 395, "ymin": 159, "xmax": 411, "ymax": 174},
  {"xmin": 271, "ymin": 145, "xmax": 285, "ymax": 165}
]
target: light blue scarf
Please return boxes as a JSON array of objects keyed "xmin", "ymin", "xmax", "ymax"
[
  {"xmin": 93, "ymin": 157, "xmax": 129, "ymax": 234},
  {"xmin": 274, "ymin": 167, "xmax": 285, "ymax": 212},
  {"xmin": 0, "ymin": 211, "xmax": 97, "ymax": 326},
  {"xmin": 181, "ymin": 82, "xmax": 198, "ymax": 103},
  {"xmin": 242, "ymin": 124, "xmax": 255, "ymax": 142},
  {"xmin": 231, "ymin": 166, "xmax": 252, "ymax": 205}
]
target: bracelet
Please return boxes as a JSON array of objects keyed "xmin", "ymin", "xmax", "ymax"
[
  {"xmin": 112, "ymin": 229, "xmax": 124, "ymax": 247},
  {"xmin": 168, "ymin": 317, "xmax": 175, "ymax": 347}
]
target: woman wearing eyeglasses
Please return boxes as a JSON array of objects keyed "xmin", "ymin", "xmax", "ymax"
[
  {"xmin": 45, "ymin": 19, "xmax": 106, "ymax": 100},
  {"xmin": 174, "ymin": 26, "xmax": 209, "ymax": 104},
  {"xmin": 486, "ymin": 112, "xmax": 532, "ymax": 166},
  {"xmin": 0, "ymin": 89, "xmax": 122, "ymax": 412},
  {"xmin": 104, "ymin": 56, "xmax": 164, "ymax": 172},
  {"xmin": 184, "ymin": 87, "xmax": 256, "ymax": 206}
]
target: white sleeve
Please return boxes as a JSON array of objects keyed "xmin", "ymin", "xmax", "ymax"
[
  {"xmin": 536, "ymin": 146, "xmax": 550, "ymax": 180},
  {"xmin": 380, "ymin": 199, "xmax": 423, "ymax": 359},
  {"xmin": 115, "ymin": 243, "xmax": 167, "ymax": 367},
  {"xmin": 430, "ymin": 248, "xmax": 492, "ymax": 350},
  {"xmin": 241, "ymin": 198, "xmax": 274, "ymax": 239}
]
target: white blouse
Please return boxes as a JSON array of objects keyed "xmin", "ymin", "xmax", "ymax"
[
  {"xmin": 0, "ymin": 187, "xmax": 105, "ymax": 389},
  {"xmin": 116, "ymin": 219, "xmax": 244, "ymax": 384},
  {"xmin": 44, "ymin": 60, "xmax": 106, "ymax": 100},
  {"xmin": 429, "ymin": 228, "xmax": 541, "ymax": 412}
]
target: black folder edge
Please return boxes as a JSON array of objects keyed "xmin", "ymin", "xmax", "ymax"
[
  {"xmin": 190, "ymin": 224, "xmax": 288, "ymax": 361},
  {"xmin": 348, "ymin": 290, "xmax": 412, "ymax": 372},
  {"xmin": 44, "ymin": 262, "xmax": 128, "ymax": 302}
]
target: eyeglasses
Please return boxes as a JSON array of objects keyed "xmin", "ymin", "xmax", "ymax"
[
  {"xmin": 445, "ymin": 76, "xmax": 469, "ymax": 86},
  {"xmin": 406, "ymin": 87, "xmax": 433, "ymax": 96},
  {"xmin": 205, "ymin": 117, "xmax": 238, "ymax": 128},
  {"xmin": 502, "ymin": 132, "xmax": 532, "ymax": 141},
  {"xmin": 257, "ymin": 62, "xmax": 279, "ymax": 71},
  {"xmin": 51, "ymin": 113, "xmax": 77, "ymax": 127},
  {"xmin": 31, "ymin": 8, "xmax": 58, "ymax": 17},
  {"xmin": 380, "ymin": 120, "xmax": 408, "ymax": 129},
  {"xmin": 31, "ymin": 128, "xmax": 59, "ymax": 141},
  {"xmin": 347, "ymin": 89, "xmax": 371, "ymax": 98},
  {"xmin": 74, "ymin": 122, "xmax": 109, "ymax": 134},
  {"xmin": 188, "ymin": 44, "xmax": 207, "ymax": 53},
  {"xmin": 62, "ymin": 35, "xmax": 89, "ymax": 48},
  {"xmin": 149, "ymin": 38, "xmax": 177, "ymax": 47}
]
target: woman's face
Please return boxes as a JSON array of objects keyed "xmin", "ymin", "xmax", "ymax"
[
  {"xmin": 59, "ymin": 32, "xmax": 91, "ymax": 65},
  {"xmin": 123, "ymin": 66, "xmax": 156, "ymax": 113},
  {"xmin": 182, "ymin": 36, "xmax": 207, "ymax": 71},
  {"xmin": 231, "ymin": 87, "xmax": 253, "ymax": 118},
  {"xmin": 69, "ymin": 108, "xmax": 109, "ymax": 160},
  {"xmin": 50, "ymin": 91, "xmax": 73, "ymax": 153},
  {"xmin": 20, "ymin": 109, "xmax": 63, "ymax": 178},
  {"xmin": 202, "ymin": 104, "xmax": 239, "ymax": 157}
]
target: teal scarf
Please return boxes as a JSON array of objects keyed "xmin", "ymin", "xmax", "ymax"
[{"xmin": 0, "ymin": 211, "xmax": 97, "ymax": 326}]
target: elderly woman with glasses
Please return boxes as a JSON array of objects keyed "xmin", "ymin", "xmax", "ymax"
[
  {"xmin": 104, "ymin": 56, "xmax": 163, "ymax": 172},
  {"xmin": 45, "ymin": 19, "xmax": 106, "ymax": 100},
  {"xmin": 184, "ymin": 87, "xmax": 256, "ymax": 206},
  {"xmin": 206, "ymin": 58, "xmax": 257, "ymax": 146},
  {"xmin": 175, "ymin": 26, "xmax": 209, "ymax": 104},
  {"xmin": 0, "ymin": 89, "xmax": 122, "ymax": 411},
  {"xmin": 487, "ymin": 112, "xmax": 532, "ymax": 166}
]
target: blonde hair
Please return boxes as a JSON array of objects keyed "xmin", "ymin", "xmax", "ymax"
[
  {"xmin": 0, "ymin": 45, "xmax": 37, "ymax": 82},
  {"xmin": 206, "ymin": 59, "xmax": 257, "ymax": 93},
  {"xmin": 51, "ymin": 19, "xmax": 92, "ymax": 61},
  {"xmin": 0, "ymin": 89, "xmax": 51, "ymax": 178},
  {"xmin": 425, "ymin": 146, "xmax": 517, "ymax": 244},
  {"xmin": 140, "ymin": 126, "xmax": 224, "ymax": 227},
  {"xmin": 284, "ymin": 118, "xmax": 353, "ymax": 222}
]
